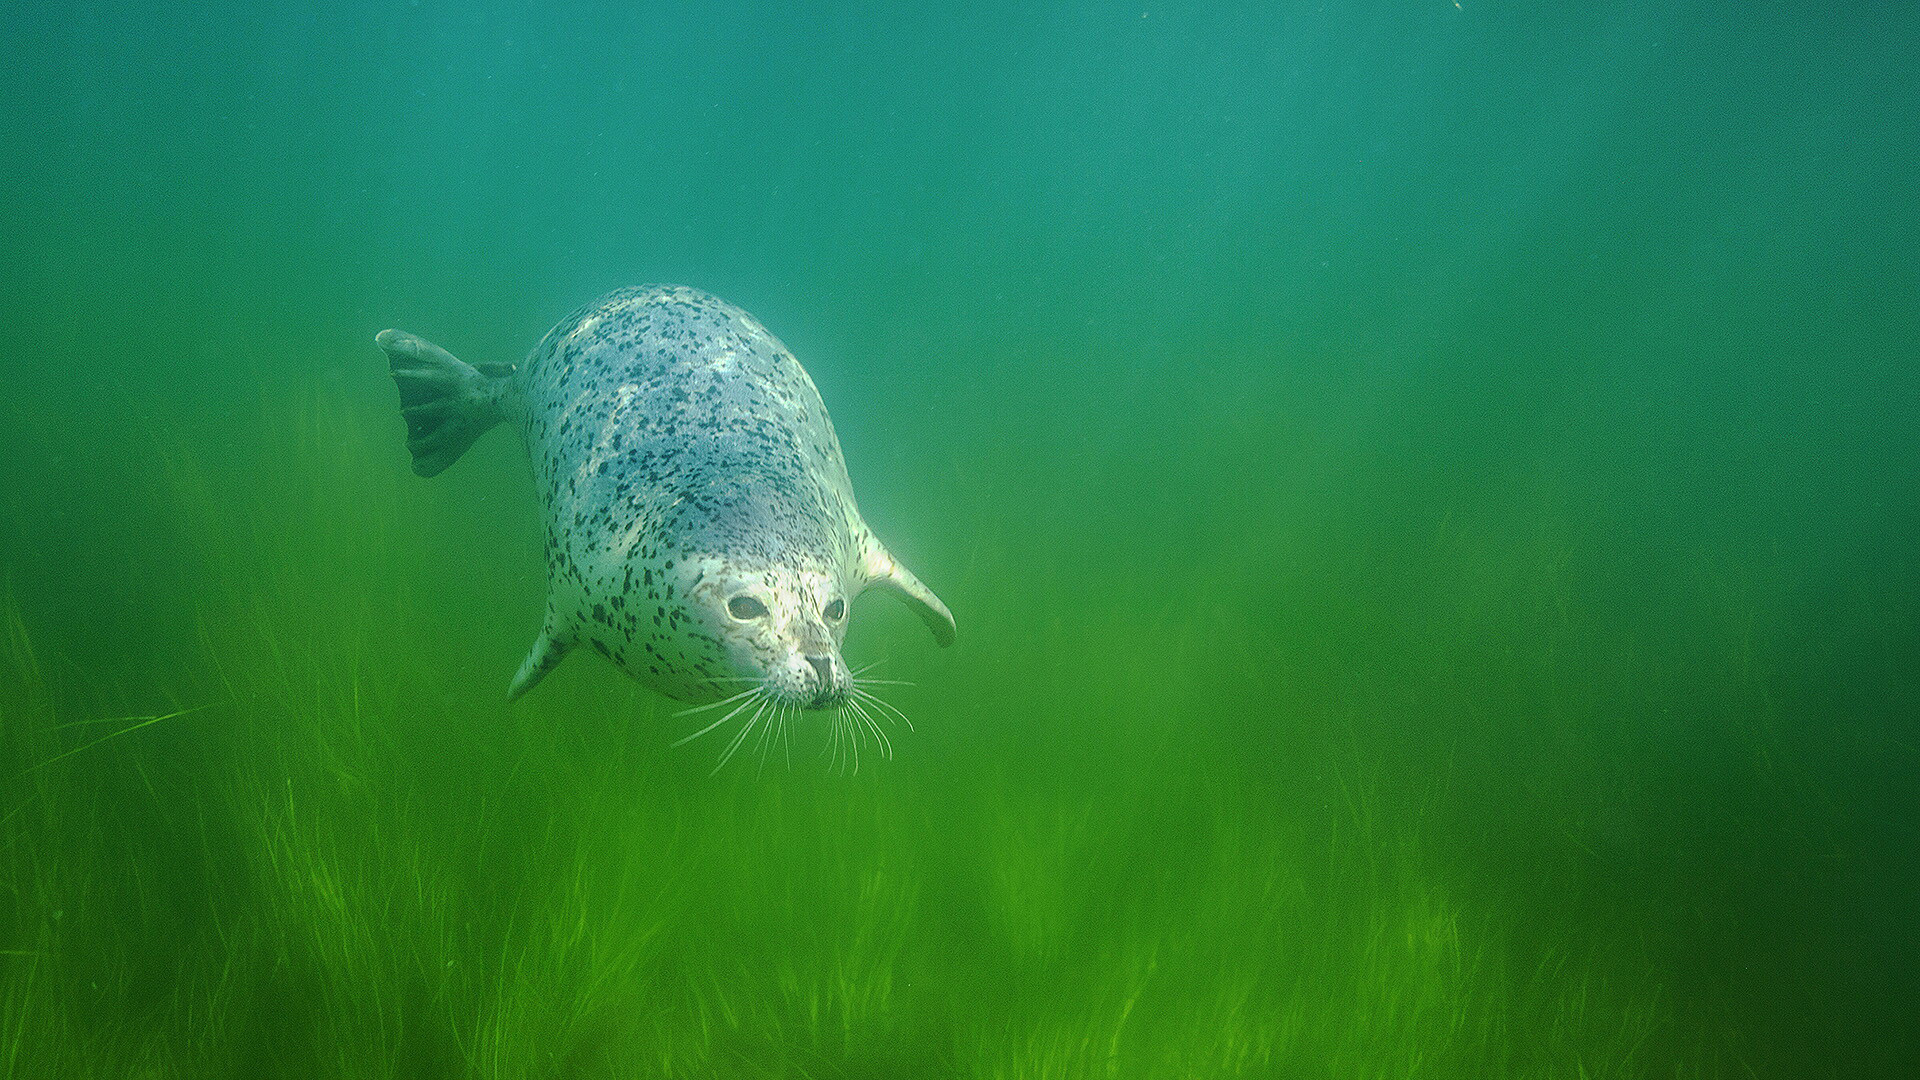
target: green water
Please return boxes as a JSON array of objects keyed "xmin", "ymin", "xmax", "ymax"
[{"xmin": 4, "ymin": 2, "xmax": 1916, "ymax": 1076}]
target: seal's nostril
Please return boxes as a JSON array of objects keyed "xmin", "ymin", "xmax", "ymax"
[{"xmin": 805, "ymin": 655, "xmax": 834, "ymax": 685}]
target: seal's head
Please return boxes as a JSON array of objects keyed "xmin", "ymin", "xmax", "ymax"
[{"xmin": 686, "ymin": 555, "xmax": 851, "ymax": 709}]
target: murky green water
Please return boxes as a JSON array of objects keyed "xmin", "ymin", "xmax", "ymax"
[{"xmin": 4, "ymin": 3, "xmax": 1916, "ymax": 1076}]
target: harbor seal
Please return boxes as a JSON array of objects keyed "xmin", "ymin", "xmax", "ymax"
[{"xmin": 375, "ymin": 285, "xmax": 954, "ymax": 721}]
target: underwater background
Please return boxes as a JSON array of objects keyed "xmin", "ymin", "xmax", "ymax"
[{"xmin": 3, "ymin": 1, "xmax": 1916, "ymax": 1076}]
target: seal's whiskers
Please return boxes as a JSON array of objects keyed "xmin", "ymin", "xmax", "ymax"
[
  {"xmin": 676, "ymin": 682, "xmax": 915, "ymax": 775},
  {"xmin": 825, "ymin": 707, "xmax": 861, "ymax": 775},
  {"xmin": 846, "ymin": 696, "xmax": 893, "ymax": 761},
  {"xmin": 753, "ymin": 699, "xmax": 787, "ymax": 775},
  {"xmin": 822, "ymin": 711, "xmax": 837, "ymax": 770},
  {"xmin": 774, "ymin": 702, "xmax": 795, "ymax": 772},
  {"xmin": 673, "ymin": 685, "xmax": 761, "ymax": 718},
  {"xmin": 851, "ymin": 686, "xmax": 915, "ymax": 732},
  {"xmin": 671, "ymin": 688, "xmax": 763, "ymax": 748},
  {"xmin": 718, "ymin": 696, "xmax": 777, "ymax": 773}
]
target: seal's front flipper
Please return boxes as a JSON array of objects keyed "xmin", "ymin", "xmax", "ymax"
[
  {"xmin": 860, "ymin": 540, "xmax": 957, "ymax": 647},
  {"xmin": 376, "ymin": 329, "xmax": 514, "ymax": 477},
  {"xmin": 508, "ymin": 624, "xmax": 574, "ymax": 701}
]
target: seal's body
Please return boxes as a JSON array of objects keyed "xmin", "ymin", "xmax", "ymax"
[{"xmin": 377, "ymin": 285, "xmax": 953, "ymax": 709}]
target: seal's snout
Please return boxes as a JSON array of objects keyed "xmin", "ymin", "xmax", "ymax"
[{"xmin": 802, "ymin": 653, "xmax": 847, "ymax": 709}]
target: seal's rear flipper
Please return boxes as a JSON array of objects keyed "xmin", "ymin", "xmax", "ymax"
[
  {"xmin": 860, "ymin": 540, "xmax": 956, "ymax": 647},
  {"xmin": 508, "ymin": 626, "xmax": 574, "ymax": 701},
  {"xmin": 376, "ymin": 329, "xmax": 513, "ymax": 477}
]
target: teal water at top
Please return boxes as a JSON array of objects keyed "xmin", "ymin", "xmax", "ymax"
[{"xmin": 2, "ymin": 2, "xmax": 1916, "ymax": 1077}]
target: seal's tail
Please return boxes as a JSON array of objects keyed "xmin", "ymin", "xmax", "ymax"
[{"xmin": 375, "ymin": 329, "xmax": 514, "ymax": 477}]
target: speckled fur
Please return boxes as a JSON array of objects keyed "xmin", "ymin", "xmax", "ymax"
[{"xmin": 380, "ymin": 284, "xmax": 954, "ymax": 707}]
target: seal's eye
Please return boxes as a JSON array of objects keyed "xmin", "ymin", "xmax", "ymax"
[
  {"xmin": 824, "ymin": 599, "xmax": 845, "ymax": 621},
  {"xmin": 727, "ymin": 596, "xmax": 769, "ymax": 620}
]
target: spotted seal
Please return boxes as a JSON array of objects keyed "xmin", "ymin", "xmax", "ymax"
[{"xmin": 375, "ymin": 285, "xmax": 954, "ymax": 717}]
